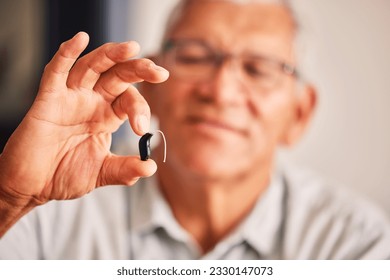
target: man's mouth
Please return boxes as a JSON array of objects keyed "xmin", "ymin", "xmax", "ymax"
[{"xmin": 186, "ymin": 115, "xmax": 247, "ymax": 136}]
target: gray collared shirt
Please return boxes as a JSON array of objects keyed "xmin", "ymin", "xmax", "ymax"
[{"xmin": 1, "ymin": 167, "xmax": 390, "ymax": 259}]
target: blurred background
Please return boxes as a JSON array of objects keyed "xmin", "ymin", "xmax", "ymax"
[{"xmin": 0, "ymin": 0, "xmax": 389, "ymax": 216}]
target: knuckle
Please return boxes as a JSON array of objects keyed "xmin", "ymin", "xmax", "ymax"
[
  {"xmin": 140, "ymin": 58, "xmax": 154, "ymax": 67},
  {"xmin": 132, "ymin": 100, "xmax": 150, "ymax": 116}
]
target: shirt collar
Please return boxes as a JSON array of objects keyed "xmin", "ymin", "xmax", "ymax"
[
  {"xmin": 129, "ymin": 175, "xmax": 194, "ymax": 244},
  {"xmin": 129, "ymin": 170, "xmax": 286, "ymax": 258},
  {"xmin": 202, "ymin": 170, "xmax": 285, "ymax": 259},
  {"xmin": 240, "ymin": 170, "xmax": 285, "ymax": 257}
]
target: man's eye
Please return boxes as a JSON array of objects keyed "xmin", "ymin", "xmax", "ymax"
[
  {"xmin": 176, "ymin": 54, "xmax": 211, "ymax": 65},
  {"xmin": 244, "ymin": 62, "xmax": 273, "ymax": 78}
]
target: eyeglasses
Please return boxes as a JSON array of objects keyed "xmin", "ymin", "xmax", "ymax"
[{"xmin": 161, "ymin": 39, "xmax": 299, "ymax": 90}]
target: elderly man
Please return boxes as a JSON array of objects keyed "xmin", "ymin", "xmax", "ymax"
[{"xmin": 0, "ymin": 0, "xmax": 389, "ymax": 259}]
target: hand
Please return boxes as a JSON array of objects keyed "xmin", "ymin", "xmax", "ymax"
[{"xmin": 0, "ymin": 32, "xmax": 169, "ymax": 210}]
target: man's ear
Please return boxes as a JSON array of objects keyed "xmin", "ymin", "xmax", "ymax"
[{"xmin": 282, "ymin": 84, "xmax": 317, "ymax": 147}]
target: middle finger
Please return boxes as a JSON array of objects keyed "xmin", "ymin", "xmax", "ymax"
[
  {"xmin": 93, "ymin": 58, "xmax": 169, "ymax": 102},
  {"xmin": 67, "ymin": 41, "xmax": 141, "ymax": 90}
]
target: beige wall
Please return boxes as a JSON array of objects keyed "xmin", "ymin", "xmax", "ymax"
[{"xmin": 122, "ymin": 0, "xmax": 390, "ymax": 215}]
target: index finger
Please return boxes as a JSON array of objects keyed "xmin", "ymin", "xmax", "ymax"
[
  {"xmin": 39, "ymin": 32, "xmax": 90, "ymax": 94},
  {"xmin": 66, "ymin": 41, "xmax": 141, "ymax": 90},
  {"xmin": 94, "ymin": 59, "xmax": 169, "ymax": 102}
]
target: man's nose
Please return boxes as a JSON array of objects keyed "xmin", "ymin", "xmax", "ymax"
[{"xmin": 199, "ymin": 59, "xmax": 247, "ymax": 105}]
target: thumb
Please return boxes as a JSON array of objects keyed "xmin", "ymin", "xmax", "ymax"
[{"xmin": 97, "ymin": 155, "xmax": 157, "ymax": 186}]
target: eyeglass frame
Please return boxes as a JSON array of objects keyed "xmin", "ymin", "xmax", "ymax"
[{"xmin": 160, "ymin": 39, "xmax": 301, "ymax": 89}]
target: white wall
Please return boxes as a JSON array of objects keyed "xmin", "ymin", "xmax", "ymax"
[
  {"xmin": 284, "ymin": 0, "xmax": 390, "ymax": 216},
  {"xmin": 117, "ymin": 0, "xmax": 390, "ymax": 216}
]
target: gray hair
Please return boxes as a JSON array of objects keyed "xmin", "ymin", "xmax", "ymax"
[
  {"xmin": 162, "ymin": 0, "xmax": 297, "ymax": 38},
  {"xmin": 160, "ymin": 0, "xmax": 313, "ymax": 83}
]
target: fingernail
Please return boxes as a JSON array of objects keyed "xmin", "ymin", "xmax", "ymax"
[
  {"xmin": 137, "ymin": 115, "xmax": 150, "ymax": 134},
  {"xmin": 152, "ymin": 64, "xmax": 165, "ymax": 71},
  {"xmin": 152, "ymin": 65, "xmax": 170, "ymax": 79}
]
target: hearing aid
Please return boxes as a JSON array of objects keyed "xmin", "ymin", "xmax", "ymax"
[
  {"xmin": 139, "ymin": 130, "xmax": 167, "ymax": 162},
  {"xmin": 139, "ymin": 133, "xmax": 153, "ymax": 161}
]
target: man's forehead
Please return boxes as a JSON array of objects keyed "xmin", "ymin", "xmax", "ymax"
[
  {"xmin": 182, "ymin": 0, "xmax": 289, "ymax": 5},
  {"xmin": 168, "ymin": 0, "xmax": 295, "ymax": 53},
  {"xmin": 170, "ymin": 0, "xmax": 295, "ymax": 34}
]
